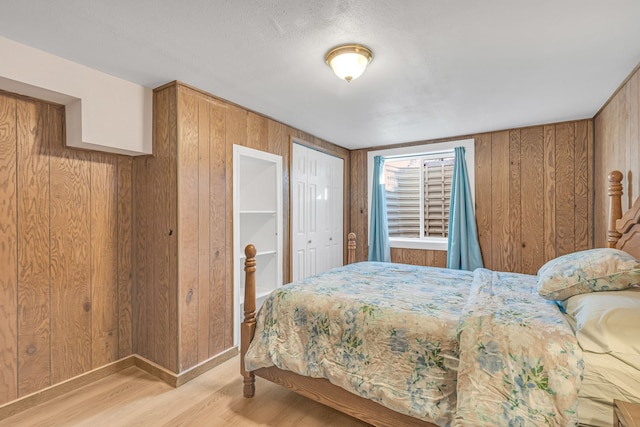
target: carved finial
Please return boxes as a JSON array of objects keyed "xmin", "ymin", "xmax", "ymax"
[
  {"xmin": 609, "ymin": 170, "xmax": 623, "ymax": 183},
  {"xmin": 608, "ymin": 171, "xmax": 623, "ymax": 248},
  {"xmin": 244, "ymin": 244, "xmax": 256, "ymax": 259},
  {"xmin": 609, "ymin": 171, "xmax": 623, "ymax": 196},
  {"xmin": 347, "ymin": 232, "xmax": 356, "ymax": 264}
]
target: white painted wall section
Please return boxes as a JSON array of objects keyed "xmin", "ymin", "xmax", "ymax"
[{"xmin": 0, "ymin": 36, "xmax": 152, "ymax": 156}]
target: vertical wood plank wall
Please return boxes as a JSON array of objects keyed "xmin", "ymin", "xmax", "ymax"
[
  {"xmin": 0, "ymin": 91, "xmax": 133, "ymax": 406},
  {"xmin": 594, "ymin": 65, "xmax": 640, "ymax": 247},
  {"xmin": 350, "ymin": 120, "xmax": 593, "ymax": 274},
  {"xmin": 133, "ymin": 82, "xmax": 350, "ymax": 373}
]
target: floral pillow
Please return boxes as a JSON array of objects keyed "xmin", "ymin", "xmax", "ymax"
[{"xmin": 537, "ymin": 248, "xmax": 640, "ymax": 301}]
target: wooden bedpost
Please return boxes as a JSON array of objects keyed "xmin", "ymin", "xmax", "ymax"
[
  {"xmin": 608, "ymin": 171, "xmax": 624, "ymax": 248},
  {"xmin": 240, "ymin": 244, "xmax": 257, "ymax": 398},
  {"xmin": 348, "ymin": 232, "xmax": 356, "ymax": 264}
]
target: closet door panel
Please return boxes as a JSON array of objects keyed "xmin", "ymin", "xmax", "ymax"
[
  {"xmin": 306, "ymin": 149, "xmax": 322, "ymax": 273},
  {"xmin": 292, "ymin": 143, "xmax": 344, "ymax": 279},
  {"xmin": 292, "ymin": 144, "xmax": 308, "ymax": 281}
]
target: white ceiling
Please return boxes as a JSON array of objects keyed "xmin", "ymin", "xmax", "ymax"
[{"xmin": 1, "ymin": 0, "xmax": 639, "ymax": 150}]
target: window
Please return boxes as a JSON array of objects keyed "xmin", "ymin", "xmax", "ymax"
[
  {"xmin": 384, "ymin": 153, "xmax": 454, "ymax": 239},
  {"xmin": 367, "ymin": 139, "xmax": 474, "ymax": 251}
]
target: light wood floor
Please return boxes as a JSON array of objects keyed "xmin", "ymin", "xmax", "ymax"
[{"xmin": 0, "ymin": 355, "xmax": 370, "ymax": 427}]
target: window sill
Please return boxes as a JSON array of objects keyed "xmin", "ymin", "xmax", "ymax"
[{"xmin": 389, "ymin": 237, "xmax": 448, "ymax": 251}]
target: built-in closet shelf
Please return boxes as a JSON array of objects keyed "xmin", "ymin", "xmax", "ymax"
[
  {"xmin": 240, "ymin": 250, "xmax": 277, "ymax": 260},
  {"xmin": 233, "ymin": 144, "xmax": 283, "ymax": 347},
  {"xmin": 240, "ymin": 210, "xmax": 277, "ymax": 215}
]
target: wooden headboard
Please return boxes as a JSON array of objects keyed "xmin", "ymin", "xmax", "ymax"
[{"xmin": 608, "ymin": 170, "xmax": 640, "ymax": 260}]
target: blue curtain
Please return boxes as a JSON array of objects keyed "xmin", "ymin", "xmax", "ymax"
[
  {"xmin": 368, "ymin": 156, "xmax": 391, "ymax": 262},
  {"xmin": 447, "ymin": 147, "xmax": 483, "ymax": 270}
]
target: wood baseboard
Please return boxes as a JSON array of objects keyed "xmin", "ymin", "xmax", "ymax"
[
  {"xmin": 133, "ymin": 347, "xmax": 238, "ymax": 388},
  {"xmin": 175, "ymin": 347, "xmax": 238, "ymax": 387},
  {"xmin": 0, "ymin": 348, "xmax": 239, "ymax": 421},
  {"xmin": 0, "ymin": 356, "xmax": 136, "ymax": 421}
]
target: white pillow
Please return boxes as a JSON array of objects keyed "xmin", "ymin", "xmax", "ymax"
[{"xmin": 562, "ymin": 289, "xmax": 640, "ymax": 359}]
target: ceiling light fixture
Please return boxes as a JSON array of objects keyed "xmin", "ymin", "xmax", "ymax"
[{"xmin": 325, "ymin": 44, "xmax": 373, "ymax": 83}]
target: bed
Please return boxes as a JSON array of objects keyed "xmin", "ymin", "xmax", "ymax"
[{"xmin": 240, "ymin": 170, "xmax": 640, "ymax": 427}]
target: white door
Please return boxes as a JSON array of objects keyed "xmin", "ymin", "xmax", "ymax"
[
  {"xmin": 292, "ymin": 144, "xmax": 310, "ymax": 281},
  {"xmin": 292, "ymin": 143, "xmax": 344, "ymax": 280}
]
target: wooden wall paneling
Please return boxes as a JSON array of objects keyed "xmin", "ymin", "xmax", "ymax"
[
  {"xmin": 587, "ymin": 122, "xmax": 594, "ymax": 249},
  {"xmin": 16, "ymin": 99, "xmax": 51, "ymax": 396},
  {"xmin": 208, "ymin": 101, "xmax": 227, "ymax": 356},
  {"xmin": 177, "ymin": 87, "xmax": 200, "ymax": 371},
  {"xmin": 555, "ymin": 122, "xmax": 576, "ymax": 256},
  {"xmin": 433, "ymin": 250, "xmax": 447, "ymax": 268},
  {"xmin": 605, "ymin": 92, "xmax": 621, "ymax": 221},
  {"xmin": 490, "ymin": 131, "xmax": 511, "ymax": 271},
  {"xmin": 349, "ymin": 150, "xmax": 367, "ymax": 262},
  {"xmin": 519, "ymin": 126, "xmax": 544, "ymax": 274},
  {"xmin": 390, "ymin": 248, "xmax": 448, "ymax": 268},
  {"xmin": 593, "ymin": 114, "xmax": 604, "ymax": 248},
  {"xmin": 225, "ymin": 104, "xmax": 247, "ymax": 348},
  {"xmin": 543, "ymin": 125, "xmax": 557, "ymax": 261},
  {"xmin": 423, "ymin": 250, "xmax": 435, "ymax": 267},
  {"xmin": 268, "ymin": 122, "xmax": 285, "ymax": 158},
  {"xmin": 619, "ymin": 84, "xmax": 630, "ymax": 203},
  {"xmin": 152, "ymin": 86, "xmax": 176, "ymax": 372},
  {"xmin": 604, "ymin": 96, "xmax": 620, "ymax": 230},
  {"xmin": 165, "ymin": 86, "xmax": 181, "ymax": 372},
  {"xmin": 390, "ymin": 248, "xmax": 401, "ymax": 264},
  {"xmin": 334, "ymin": 144, "xmax": 351, "ymax": 266},
  {"xmin": 90, "ymin": 153, "xmax": 119, "ymax": 368},
  {"xmin": 473, "ymin": 133, "xmax": 492, "ymax": 268},
  {"xmin": 196, "ymin": 95, "xmax": 211, "ymax": 364},
  {"xmin": 0, "ymin": 93, "xmax": 17, "ymax": 404},
  {"xmin": 574, "ymin": 121, "xmax": 590, "ymax": 251},
  {"xmin": 627, "ymin": 73, "xmax": 639, "ymax": 207},
  {"xmin": 247, "ymin": 112, "xmax": 268, "ymax": 152},
  {"xmin": 508, "ymin": 129, "xmax": 522, "ymax": 272},
  {"xmin": 167, "ymin": 87, "xmax": 180, "ymax": 373},
  {"xmin": 49, "ymin": 104, "xmax": 92, "ymax": 383},
  {"xmin": 343, "ymin": 150, "xmax": 351, "ymax": 266},
  {"xmin": 397, "ymin": 249, "xmax": 426, "ymax": 266},
  {"xmin": 117, "ymin": 157, "xmax": 133, "ymax": 358},
  {"xmin": 133, "ymin": 155, "xmax": 150, "ymax": 357}
]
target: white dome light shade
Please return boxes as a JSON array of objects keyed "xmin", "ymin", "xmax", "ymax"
[{"xmin": 325, "ymin": 44, "xmax": 373, "ymax": 83}]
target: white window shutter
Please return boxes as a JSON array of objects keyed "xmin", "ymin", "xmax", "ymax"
[
  {"xmin": 423, "ymin": 158, "xmax": 453, "ymax": 237},
  {"xmin": 384, "ymin": 154, "xmax": 454, "ymax": 239},
  {"xmin": 384, "ymin": 162, "xmax": 420, "ymax": 238}
]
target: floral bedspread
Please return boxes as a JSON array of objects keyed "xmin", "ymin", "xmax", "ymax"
[
  {"xmin": 455, "ymin": 268, "xmax": 583, "ymax": 426},
  {"xmin": 244, "ymin": 262, "xmax": 583, "ymax": 426}
]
